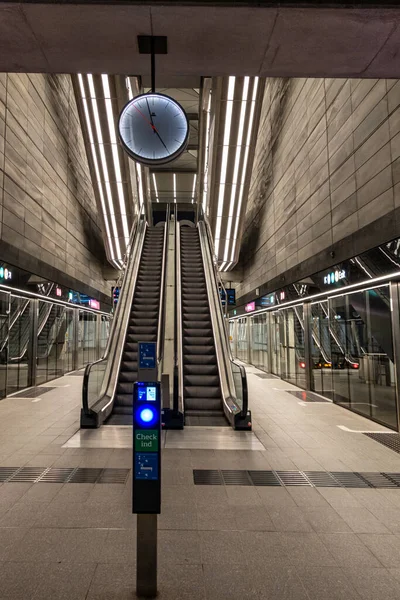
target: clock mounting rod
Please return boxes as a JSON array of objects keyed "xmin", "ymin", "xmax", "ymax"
[{"xmin": 137, "ymin": 35, "xmax": 168, "ymax": 93}]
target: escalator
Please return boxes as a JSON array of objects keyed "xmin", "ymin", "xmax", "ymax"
[
  {"xmin": 176, "ymin": 219, "xmax": 251, "ymax": 430},
  {"xmin": 109, "ymin": 226, "xmax": 165, "ymax": 425},
  {"xmin": 180, "ymin": 225, "xmax": 224, "ymax": 425},
  {"xmin": 81, "ymin": 218, "xmax": 167, "ymax": 428}
]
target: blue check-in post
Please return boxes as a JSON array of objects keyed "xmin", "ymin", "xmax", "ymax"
[{"xmin": 133, "ymin": 342, "xmax": 160, "ymax": 598}]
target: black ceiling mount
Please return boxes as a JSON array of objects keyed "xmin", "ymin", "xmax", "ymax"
[
  {"xmin": 137, "ymin": 35, "xmax": 168, "ymax": 55},
  {"xmin": 137, "ymin": 35, "xmax": 168, "ymax": 93}
]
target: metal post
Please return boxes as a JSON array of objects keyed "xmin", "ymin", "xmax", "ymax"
[
  {"xmin": 136, "ymin": 514, "xmax": 158, "ymax": 598},
  {"xmin": 27, "ymin": 298, "xmax": 38, "ymax": 387},
  {"xmin": 72, "ymin": 309, "xmax": 79, "ymax": 371},
  {"xmin": 303, "ymin": 302, "xmax": 313, "ymax": 391},
  {"xmin": 390, "ymin": 282, "xmax": 400, "ymax": 431},
  {"xmin": 151, "ymin": 36, "xmax": 156, "ymax": 93},
  {"xmin": 267, "ymin": 311, "xmax": 273, "ymax": 374}
]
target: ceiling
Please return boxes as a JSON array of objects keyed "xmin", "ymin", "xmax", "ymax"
[{"xmin": 1, "ymin": 4, "xmax": 400, "ymax": 82}]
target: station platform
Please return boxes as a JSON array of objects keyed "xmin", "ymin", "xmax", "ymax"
[{"xmin": 1, "ymin": 367, "xmax": 400, "ymax": 598}]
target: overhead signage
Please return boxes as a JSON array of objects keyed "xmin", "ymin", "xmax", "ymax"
[
  {"xmin": 0, "ymin": 267, "xmax": 12, "ymax": 280},
  {"xmin": 89, "ymin": 299, "xmax": 100, "ymax": 310},
  {"xmin": 324, "ymin": 269, "xmax": 346, "ymax": 285},
  {"xmin": 220, "ymin": 288, "xmax": 236, "ymax": 306},
  {"xmin": 260, "ymin": 294, "xmax": 275, "ymax": 307},
  {"xmin": 245, "ymin": 301, "xmax": 255, "ymax": 313}
]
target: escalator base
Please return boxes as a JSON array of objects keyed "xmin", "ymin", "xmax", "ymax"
[
  {"xmin": 105, "ymin": 414, "xmax": 133, "ymax": 426},
  {"xmin": 185, "ymin": 415, "xmax": 229, "ymax": 427}
]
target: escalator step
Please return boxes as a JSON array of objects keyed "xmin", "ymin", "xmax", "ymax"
[
  {"xmin": 184, "ymin": 385, "xmax": 221, "ymax": 398},
  {"xmin": 184, "ymin": 336, "xmax": 214, "ymax": 345},
  {"xmin": 183, "ymin": 328, "xmax": 213, "ymax": 337},
  {"xmin": 184, "ymin": 344, "xmax": 215, "ymax": 355},
  {"xmin": 119, "ymin": 370, "xmax": 138, "ymax": 382},
  {"xmin": 184, "ymin": 363, "xmax": 219, "ymax": 375},
  {"xmin": 184, "ymin": 374, "xmax": 220, "ymax": 386},
  {"xmin": 185, "ymin": 397, "xmax": 223, "ymax": 411}
]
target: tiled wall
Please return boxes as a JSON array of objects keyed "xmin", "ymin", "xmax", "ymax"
[
  {"xmin": 236, "ymin": 78, "xmax": 400, "ymax": 300},
  {"xmin": 0, "ymin": 73, "xmax": 109, "ymax": 297}
]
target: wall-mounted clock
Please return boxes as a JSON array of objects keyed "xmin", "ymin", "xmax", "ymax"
[{"xmin": 118, "ymin": 92, "xmax": 189, "ymax": 166}]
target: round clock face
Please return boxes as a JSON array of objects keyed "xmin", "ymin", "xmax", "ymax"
[{"xmin": 118, "ymin": 92, "xmax": 189, "ymax": 166}]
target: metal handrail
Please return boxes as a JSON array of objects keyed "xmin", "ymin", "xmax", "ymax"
[
  {"xmin": 198, "ymin": 221, "xmax": 242, "ymax": 422},
  {"xmin": 176, "ymin": 218, "xmax": 184, "ymax": 416},
  {"xmin": 157, "ymin": 206, "xmax": 170, "ymax": 365},
  {"xmin": 82, "ymin": 217, "xmax": 146, "ymax": 421},
  {"xmin": 200, "ymin": 218, "xmax": 249, "ymax": 419}
]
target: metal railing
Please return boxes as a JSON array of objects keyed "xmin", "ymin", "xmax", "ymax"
[
  {"xmin": 157, "ymin": 206, "xmax": 170, "ymax": 367},
  {"xmin": 175, "ymin": 215, "xmax": 184, "ymax": 416}
]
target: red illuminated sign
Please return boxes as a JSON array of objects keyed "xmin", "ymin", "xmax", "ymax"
[
  {"xmin": 245, "ymin": 301, "xmax": 255, "ymax": 313},
  {"xmin": 89, "ymin": 299, "xmax": 100, "ymax": 310},
  {"xmin": 56, "ymin": 287, "xmax": 62, "ymax": 297}
]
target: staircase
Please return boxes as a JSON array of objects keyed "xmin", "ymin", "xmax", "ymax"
[
  {"xmin": 180, "ymin": 225, "xmax": 224, "ymax": 424},
  {"xmin": 110, "ymin": 225, "xmax": 164, "ymax": 424}
]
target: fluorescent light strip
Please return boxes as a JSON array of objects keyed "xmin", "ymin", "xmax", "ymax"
[
  {"xmin": 223, "ymin": 77, "xmax": 249, "ymax": 263},
  {"xmin": 126, "ymin": 77, "xmax": 133, "ymax": 100},
  {"xmin": 173, "ymin": 173, "xmax": 177, "ymax": 203},
  {"xmin": 202, "ymin": 93, "xmax": 212, "ymax": 212},
  {"xmin": 102, "ymin": 74, "xmax": 130, "ymax": 241},
  {"xmin": 136, "ymin": 163, "xmax": 145, "ymax": 211},
  {"xmin": 152, "ymin": 173, "xmax": 159, "ymax": 202},
  {"xmin": 87, "ymin": 75, "xmax": 122, "ymax": 260},
  {"xmin": 191, "ymin": 173, "xmax": 197, "ymax": 204},
  {"xmin": 231, "ymin": 77, "xmax": 259, "ymax": 262},
  {"xmin": 77, "ymin": 74, "xmax": 115, "ymax": 262},
  {"xmin": 215, "ymin": 76, "xmax": 235, "ymax": 257}
]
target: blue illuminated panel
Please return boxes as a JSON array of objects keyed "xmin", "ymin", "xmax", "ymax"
[
  {"xmin": 139, "ymin": 343, "xmax": 156, "ymax": 369},
  {"xmin": 135, "ymin": 453, "xmax": 159, "ymax": 480}
]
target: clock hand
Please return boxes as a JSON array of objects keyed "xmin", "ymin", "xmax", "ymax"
[
  {"xmin": 145, "ymin": 98, "xmax": 156, "ymax": 130},
  {"xmin": 132, "ymin": 103, "xmax": 157, "ymax": 132},
  {"xmin": 145, "ymin": 98, "xmax": 169, "ymax": 152},
  {"xmin": 154, "ymin": 130, "xmax": 169, "ymax": 153}
]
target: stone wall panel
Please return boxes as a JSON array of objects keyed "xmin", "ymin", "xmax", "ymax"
[{"xmin": 237, "ymin": 77, "xmax": 400, "ymax": 302}]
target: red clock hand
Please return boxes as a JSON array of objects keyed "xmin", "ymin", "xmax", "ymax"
[{"xmin": 133, "ymin": 104, "xmax": 158, "ymax": 132}]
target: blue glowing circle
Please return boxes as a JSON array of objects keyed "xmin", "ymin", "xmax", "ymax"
[{"xmin": 140, "ymin": 408, "xmax": 154, "ymax": 423}]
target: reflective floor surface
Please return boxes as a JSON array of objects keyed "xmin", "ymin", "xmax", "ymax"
[{"xmin": 63, "ymin": 425, "xmax": 264, "ymax": 451}]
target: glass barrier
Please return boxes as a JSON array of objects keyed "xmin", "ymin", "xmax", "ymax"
[
  {"xmin": 85, "ymin": 360, "xmax": 108, "ymax": 411},
  {"xmin": 231, "ymin": 361, "xmax": 245, "ymax": 412}
]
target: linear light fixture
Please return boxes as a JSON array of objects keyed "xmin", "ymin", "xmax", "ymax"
[
  {"xmin": 230, "ymin": 77, "xmax": 259, "ymax": 264},
  {"xmin": 101, "ymin": 75, "xmax": 130, "ymax": 242},
  {"xmin": 77, "ymin": 74, "xmax": 118, "ymax": 267},
  {"xmin": 202, "ymin": 93, "xmax": 212, "ymax": 213},
  {"xmin": 87, "ymin": 74, "xmax": 122, "ymax": 261},
  {"xmin": 173, "ymin": 173, "xmax": 177, "ymax": 203},
  {"xmin": 137, "ymin": 163, "xmax": 145, "ymax": 212},
  {"xmin": 192, "ymin": 174, "xmax": 197, "ymax": 204},
  {"xmin": 152, "ymin": 173, "xmax": 159, "ymax": 202},
  {"xmin": 223, "ymin": 77, "xmax": 249, "ymax": 263},
  {"xmin": 214, "ymin": 76, "xmax": 235, "ymax": 258}
]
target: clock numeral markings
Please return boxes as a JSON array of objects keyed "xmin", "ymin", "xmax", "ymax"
[{"xmin": 164, "ymin": 102, "xmax": 170, "ymax": 109}]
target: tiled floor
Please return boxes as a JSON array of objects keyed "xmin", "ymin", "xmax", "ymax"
[{"xmin": 1, "ymin": 366, "xmax": 400, "ymax": 597}]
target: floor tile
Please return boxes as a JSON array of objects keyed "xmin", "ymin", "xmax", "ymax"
[
  {"xmin": 298, "ymin": 566, "xmax": 361, "ymax": 599},
  {"xmin": 319, "ymin": 532, "xmax": 383, "ymax": 567}
]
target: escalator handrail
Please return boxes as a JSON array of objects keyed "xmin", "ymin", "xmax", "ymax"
[
  {"xmin": 198, "ymin": 220, "xmax": 244, "ymax": 419},
  {"xmin": 201, "ymin": 217, "xmax": 249, "ymax": 417},
  {"xmin": 157, "ymin": 207, "xmax": 170, "ymax": 365},
  {"xmin": 82, "ymin": 218, "xmax": 146, "ymax": 418},
  {"xmin": 176, "ymin": 218, "xmax": 184, "ymax": 415}
]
